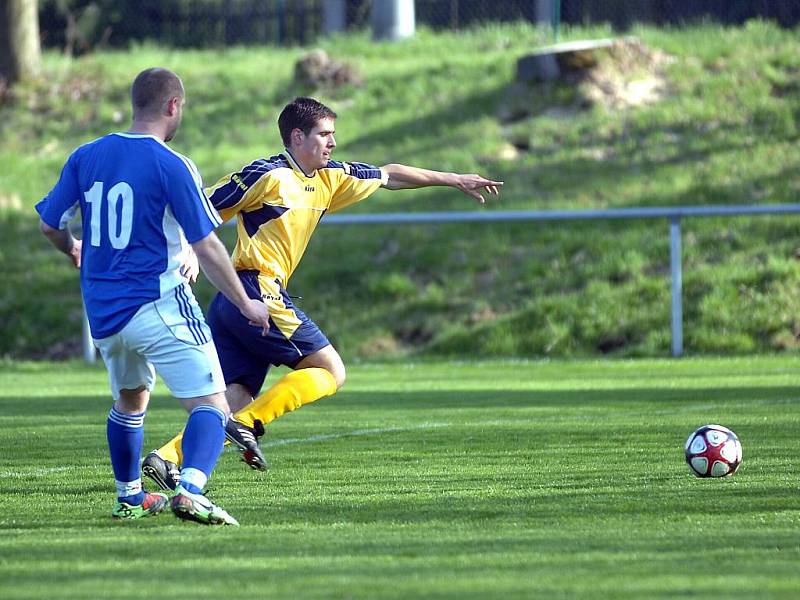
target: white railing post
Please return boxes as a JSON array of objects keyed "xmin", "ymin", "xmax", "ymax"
[
  {"xmin": 669, "ymin": 217, "xmax": 683, "ymax": 357},
  {"xmin": 82, "ymin": 302, "xmax": 96, "ymax": 363}
]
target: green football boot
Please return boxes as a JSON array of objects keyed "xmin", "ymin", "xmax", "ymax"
[
  {"xmin": 112, "ymin": 491, "xmax": 169, "ymax": 520},
  {"xmin": 170, "ymin": 485, "xmax": 239, "ymax": 526}
]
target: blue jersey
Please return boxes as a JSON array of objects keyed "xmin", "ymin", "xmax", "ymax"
[{"xmin": 36, "ymin": 133, "xmax": 222, "ymax": 339}]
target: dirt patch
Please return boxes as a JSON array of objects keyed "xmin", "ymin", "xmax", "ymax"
[
  {"xmin": 499, "ymin": 37, "xmax": 675, "ymax": 124},
  {"xmin": 357, "ymin": 334, "xmax": 402, "ymax": 357},
  {"xmin": 582, "ymin": 37, "xmax": 675, "ymax": 109},
  {"xmin": 294, "ymin": 49, "xmax": 362, "ymax": 90}
]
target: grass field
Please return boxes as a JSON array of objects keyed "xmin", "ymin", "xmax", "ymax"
[{"xmin": 1, "ymin": 357, "xmax": 799, "ymax": 599}]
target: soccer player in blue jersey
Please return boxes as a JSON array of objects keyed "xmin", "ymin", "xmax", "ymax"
[
  {"xmin": 143, "ymin": 97, "xmax": 502, "ymax": 485},
  {"xmin": 36, "ymin": 67, "xmax": 271, "ymax": 526}
]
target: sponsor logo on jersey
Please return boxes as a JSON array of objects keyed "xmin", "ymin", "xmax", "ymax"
[
  {"xmin": 304, "ymin": 185, "xmax": 315, "ymax": 192},
  {"xmin": 232, "ymin": 173, "xmax": 249, "ymax": 191}
]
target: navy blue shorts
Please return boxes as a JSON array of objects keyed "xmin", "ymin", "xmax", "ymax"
[{"xmin": 207, "ymin": 271, "xmax": 330, "ymax": 396}]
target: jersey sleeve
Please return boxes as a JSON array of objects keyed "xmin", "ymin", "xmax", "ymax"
[
  {"xmin": 164, "ymin": 155, "xmax": 222, "ymax": 243},
  {"xmin": 206, "ymin": 160, "xmax": 278, "ymax": 222},
  {"xmin": 328, "ymin": 161, "xmax": 387, "ymax": 213},
  {"xmin": 35, "ymin": 151, "xmax": 81, "ymax": 229}
]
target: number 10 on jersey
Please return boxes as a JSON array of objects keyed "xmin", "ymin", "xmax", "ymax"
[{"xmin": 85, "ymin": 180, "xmax": 133, "ymax": 249}]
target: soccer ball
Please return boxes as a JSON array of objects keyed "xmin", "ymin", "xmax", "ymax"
[{"xmin": 684, "ymin": 424, "xmax": 742, "ymax": 478}]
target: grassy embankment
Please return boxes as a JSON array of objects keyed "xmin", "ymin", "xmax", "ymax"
[{"xmin": 2, "ymin": 21, "xmax": 800, "ymax": 359}]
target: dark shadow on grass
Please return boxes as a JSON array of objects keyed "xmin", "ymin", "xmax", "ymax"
[
  {"xmin": 2, "ymin": 385, "xmax": 798, "ymax": 416},
  {"xmin": 516, "ymin": 119, "xmax": 800, "ymax": 209}
]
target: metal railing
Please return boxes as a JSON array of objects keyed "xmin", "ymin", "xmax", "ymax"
[{"xmin": 81, "ymin": 203, "xmax": 800, "ymax": 363}]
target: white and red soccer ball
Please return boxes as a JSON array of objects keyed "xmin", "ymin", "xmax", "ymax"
[{"xmin": 684, "ymin": 424, "xmax": 742, "ymax": 478}]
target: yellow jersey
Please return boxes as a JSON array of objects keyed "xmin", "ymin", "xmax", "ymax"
[{"xmin": 206, "ymin": 150, "xmax": 386, "ymax": 292}]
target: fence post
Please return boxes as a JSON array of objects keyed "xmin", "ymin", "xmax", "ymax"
[
  {"xmin": 535, "ymin": 0, "xmax": 560, "ymax": 41},
  {"xmin": 372, "ymin": 0, "xmax": 415, "ymax": 41},
  {"xmin": 669, "ymin": 217, "xmax": 683, "ymax": 357},
  {"xmin": 322, "ymin": 0, "xmax": 346, "ymax": 35}
]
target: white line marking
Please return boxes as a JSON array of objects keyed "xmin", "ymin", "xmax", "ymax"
[
  {"xmin": 0, "ymin": 466, "xmax": 71, "ymax": 478},
  {"xmin": 262, "ymin": 422, "xmax": 450, "ymax": 447}
]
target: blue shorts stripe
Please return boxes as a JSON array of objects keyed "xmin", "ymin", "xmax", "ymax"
[
  {"xmin": 173, "ymin": 286, "xmax": 201, "ymax": 344},
  {"xmin": 174, "ymin": 285, "xmax": 206, "ymax": 345},
  {"xmin": 181, "ymin": 285, "xmax": 209, "ymax": 344}
]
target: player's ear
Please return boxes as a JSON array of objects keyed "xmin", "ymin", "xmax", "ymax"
[
  {"xmin": 165, "ymin": 96, "xmax": 181, "ymax": 117},
  {"xmin": 291, "ymin": 128, "xmax": 305, "ymax": 146}
]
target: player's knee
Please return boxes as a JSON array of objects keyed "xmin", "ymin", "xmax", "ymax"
[
  {"xmin": 323, "ymin": 350, "xmax": 346, "ymax": 389},
  {"xmin": 315, "ymin": 355, "xmax": 345, "ymax": 390},
  {"xmin": 205, "ymin": 392, "xmax": 231, "ymax": 415},
  {"xmin": 116, "ymin": 386, "xmax": 149, "ymax": 413},
  {"xmin": 181, "ymin": 391, "xmax": 230, "ymax": 416},
  {"xmin": 297, "ymin": 346, "xmax": 346, "ymax": 390},
  {"xmin": 329, "ymin": 362, "xmax": 346, "ymax": 390}
]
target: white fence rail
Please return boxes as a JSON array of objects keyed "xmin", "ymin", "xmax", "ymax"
[{"xmin": 82, "ymin": 203, "xmax": 800, "ymax": 362}]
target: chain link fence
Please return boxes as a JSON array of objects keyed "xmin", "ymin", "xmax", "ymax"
[
  {"xmin": 39, "ymin": 0, "xmax": 800, "ymax": 52},
  {"xmin": 561, "ymin": 0, "xmax": 800, "ymax": 30}
]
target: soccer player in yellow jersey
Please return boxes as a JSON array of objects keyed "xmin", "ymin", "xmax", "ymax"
[{"xmin": 142, "ymin": 97, "xmax": 502, "ymax": 488}]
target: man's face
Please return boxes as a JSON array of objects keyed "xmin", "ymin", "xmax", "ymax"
[{"xmin": 293, "ymin": 117, "xmax": 336, "ymax": 172}]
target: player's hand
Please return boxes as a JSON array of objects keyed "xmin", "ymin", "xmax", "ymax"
[
  {"xmin": 69, "ymin": 239, "xmax": 82, "ymax": 269},
  {"xmin": 241, "ymin": 298, "xmax": 271, "ymax": 336},
  {"xmin": 180, "ymin": 247, "xmax": 200, "ymax": 283},
  {"xmin": 454, "ymin": 174, "xmax": 503, "ymax": 204}
]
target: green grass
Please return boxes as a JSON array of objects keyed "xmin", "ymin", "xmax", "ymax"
[
  {"xmin": 3, "ymin": 21, "xmax": 800, "ymax": 359},
  {"xmin": 1, "ymin": 357, "xmax": 799, "ymax": 599}
]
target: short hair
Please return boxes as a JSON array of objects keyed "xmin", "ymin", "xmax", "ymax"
[
  {"xmin": 278, "ymin": 97, "xmax": 337, "ymax": 147},
  {"xmin": 131, "ymin": 68, "xmax": 184, "ymax": 118}
]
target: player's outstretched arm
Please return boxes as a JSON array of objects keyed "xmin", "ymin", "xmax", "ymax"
[
  {"xmin": 40, "ymin": 219, "xmax": 82, "ymax": 268},
  {"xmin": 191, "ymin": 232, "xmax": 271, "ymax": 334},
  {"xmin": 380, "ymin": 163, "xmax": 503, "ymax": 204}
]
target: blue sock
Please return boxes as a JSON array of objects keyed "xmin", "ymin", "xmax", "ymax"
[
  {"xmin": 180, "ymin": 405, "xmax": 226, "ymax": 494},
  {"xmin": 107, "ymin": 406, "xmax": 145, "ymax": 505}
]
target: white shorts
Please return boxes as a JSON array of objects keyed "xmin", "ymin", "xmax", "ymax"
[{"xmin": 93, "ymin": 283, "xmax": 226, "ymax": 400}]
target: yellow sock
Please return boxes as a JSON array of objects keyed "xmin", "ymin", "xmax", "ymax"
[
  {"xmin": 157, "ymin": 431, "xmax": 184, "ymax": 465},
  {"xmin": 234, "ymin": 367, "xmax": 338, "ymax": 428},
  {"xmin": 155, "ymin": 368, "xmax": 337, "ymax": 465}
]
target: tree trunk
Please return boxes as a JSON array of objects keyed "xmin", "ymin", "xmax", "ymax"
[{"xmin": 0, "ymin": 0, "xmax": 42, "ymax": 84}]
